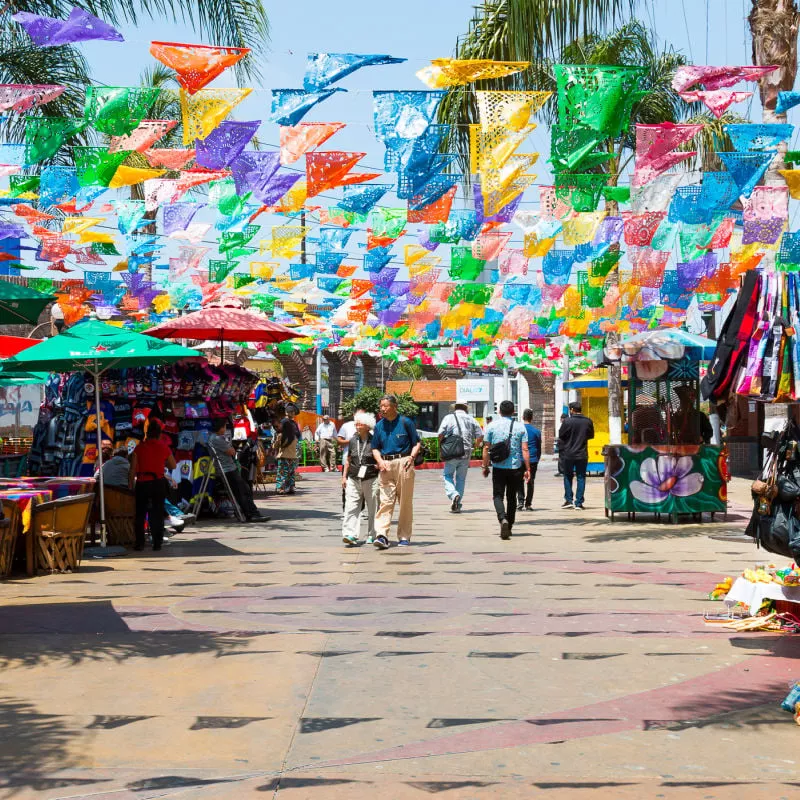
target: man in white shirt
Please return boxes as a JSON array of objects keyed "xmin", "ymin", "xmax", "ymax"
[
  {"xmin": 315, "ymin": 414, "xmax": 339, "ymax": 472},
  {"xmin": 437, "ymin": 402, "xmax": 483, "ymax": 513}
]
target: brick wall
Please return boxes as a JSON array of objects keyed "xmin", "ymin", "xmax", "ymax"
[{"xmin": 386, "ymin": 380, "xmax": 457, "ymax": 403}]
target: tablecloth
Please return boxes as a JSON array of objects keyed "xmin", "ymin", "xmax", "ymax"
[
  {"xmin": 0, "ymin": 489, "xmax": 53, "ymax": 534},
  {"xmin": 33, "ymin": 477, "xmax": 95, "ymax": 500},
  {"xmin": 724, "ymin": 577, "xmax": 800, "ymax": 615}
]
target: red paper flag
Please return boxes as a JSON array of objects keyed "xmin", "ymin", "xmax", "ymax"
[{"xmin": 150, "ymin": 41, "xmax": 250, "ymax": 94}]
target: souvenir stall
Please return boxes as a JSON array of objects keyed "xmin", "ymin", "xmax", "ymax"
[{"xmin": 602, "ymin": 329, "xmax": 728, "ymax": 522}]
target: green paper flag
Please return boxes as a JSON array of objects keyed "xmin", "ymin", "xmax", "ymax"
[
  {"xmin": 74, "ymin": 146, "xmax": 130, "ymax": 187},
  {"xmin": 25, "ymin": 117, "xmax": 86, "ymax": 164},
  {"xmin": 554, "ymin": 64, "xmax": 646, "ymax": 137},
  {"xmin": 84, "ymin": 86, "xmax": 161, "ymax": 137}
]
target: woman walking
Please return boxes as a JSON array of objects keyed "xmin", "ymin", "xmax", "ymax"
[
  {"xmin": 275, "ymin": 403, "xmax": 300, "ymax": 495},
  {"xmin": 341, "ymin": 411, "xmax": 379, "ymax": 546},
  {"xmin": 129, "ymin": 420, "xmax": 176, "ymax": 551}
]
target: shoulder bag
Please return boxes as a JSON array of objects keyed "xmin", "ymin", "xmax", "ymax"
[
  {"xmin": 440, "ymin": 413, "xmax": 466, "ymax": 461},
  {"xmin": 489, "ymin": 419, "xmax": 514, "ymax": 464}
]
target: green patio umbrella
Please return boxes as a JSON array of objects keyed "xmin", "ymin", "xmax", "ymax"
[
  {"xmin": 0, "ymin": 281, "xmax": 55, "ymax": 325},
  {"xmin": 0, "ymin": 371, "xmax": 48, "ymax": 385},
  {"xmin": 0, "ymin": 318, "xmax": 202, "ymax": 546}
]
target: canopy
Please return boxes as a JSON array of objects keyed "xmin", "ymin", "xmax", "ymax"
[
  {"xmin": 0, "ymin": 318, "xmax": 201, "ymax": 374},
  {"xmin": 604, "ymin": 329, "xmax": 717, "ymax": 363},
  {"xmin": 0, "ymin": 335, "xmax": 41, "ymax": 357},
  {"xmin": 0, "ymin": 282, "xmax": 54, "ymax": 325},
  {"xmin": 144, "ymin": 307, "xmax": 299, "ymax": 344}
]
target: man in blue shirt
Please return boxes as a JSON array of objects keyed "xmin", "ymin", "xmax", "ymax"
[
  {"xmin": 482, "ymin": 400, "xmax": 530, "ymax": 540},
  {"xmin": 371, "ymin": 394, "xmax": 421, "ymax": 549},
  {"xmin": 517, "ymin": 408, "xmax": 542, "ymax": 511}
]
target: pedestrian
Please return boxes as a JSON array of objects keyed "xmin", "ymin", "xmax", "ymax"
[
  {"xmin": 315, "ymin": 413, "xmax": 338, "ymax": 472},
  {"xmin": 275, "ymin": 404, "xmax": 301, "ymax": 495},
  {"xmin": 371, "ymin": 394, "xmax": 421, "ymax": 550},
  {"xmin": 482, "ymin": 400, "xmax": 529, "ymax": 540},
  {"xmin": 517, "ymin": 408, "xmax": 542, "ymax": 511},
  {"xmin": 98, "ymin": 446, "xmax": 130, "ymax": 487},
  {"xmin": 484, "ymin": 415, "xmax": 493, "ymax": 435},
  {"xmin": 341, "ymin": 411, "xmax": 379, "ymax": 546},
  {"xmin": 129, "ymin": 420, "xmax": 176, "ymax": 551},
  {"xmin": 437, "ymin": 401, "xmax": 483, "ymax": 512},
  {"xmin": 208, "ymin": 418, "xmax": 268, "ymax": 522},
  {"xmin": 337, "ymin": 409, "xmax": 362, "ymax": 509},
  {"xmin": 557, "ymin": 400, "xmax": 594, "ymax": 511}
]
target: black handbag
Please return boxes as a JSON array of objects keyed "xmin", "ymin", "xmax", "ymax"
[
  {"xmin": 440, "ymin": 413, "xmax": 466, "ymax": 461},
  {"xmin": 757, "ymin": 501, "xmax": 800, "ymax": 561},
  {"xmin": 489, "ymin": 419, "xmax": 514, "ymax": 464}
]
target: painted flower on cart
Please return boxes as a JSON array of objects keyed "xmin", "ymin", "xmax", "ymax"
[{"xmin": 630, "ymin": 456, "xmax": 704, "ymax": 504}]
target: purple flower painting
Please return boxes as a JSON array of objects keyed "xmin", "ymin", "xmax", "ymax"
[{"xmin": 630, "ymin": 456, "xmax": 704, "ymax": 505}]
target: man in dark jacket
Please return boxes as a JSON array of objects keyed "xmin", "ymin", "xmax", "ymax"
[{"xmin": 557, "ymin": 401, "xmax": 594, "ymax": 511}]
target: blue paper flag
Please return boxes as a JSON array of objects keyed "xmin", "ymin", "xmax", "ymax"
[
  {"xmin": 724, "ymin": 123, "xmax": 794, "ymax": 152},
  {"xmin": 270, "ymin": 88, "xmax": 344, "ymax": 126},
  {"xmin": 303, "ymin": 53, "xmax": 406, "ymax": 91},
  {"xmin": 777, "ymin": 91, "xmax": 800, "ymax": 114},
  {"xmin": 718, "ymin": 151, "xmax": 774, "ymax": 198}
]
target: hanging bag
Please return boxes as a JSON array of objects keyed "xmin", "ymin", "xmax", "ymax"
[
  {"xmin": 440, "ymin": 412, "xmax": 466, "ymax": 461},
  {"xmin": 489, "ymin": 418, "xmax": 514, "ymax": 464}
]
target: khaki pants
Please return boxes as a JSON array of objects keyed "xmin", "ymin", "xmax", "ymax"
[
  {"xmin": 319, "ymin": 438, "xmax": 336, "ymax": 471},
  {"xmin": 375, "ymin": 456, "xmax": 415, "ymax": 540},
  {"xmin": 342, "ymin": 476, "xmax": 378, "ymax": 540}
]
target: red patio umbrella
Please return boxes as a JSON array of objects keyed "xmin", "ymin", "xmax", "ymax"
[
  {"xmin": 0, "ymin": 335, "xmax": 42, "ymax": 358},
  {"xmin": 145, "ymin": 308, "xmax": 299, "ymax": 355}
]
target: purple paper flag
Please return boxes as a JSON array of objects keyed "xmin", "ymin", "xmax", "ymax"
[
  {"xmin": 230, "ymin": 151, "xmax": 280, "ymax": 195},
  {"xmin": 371, "ymin": 267, "xmax": 399, "ymax": 289},
  {"xmin": 13, "ymin": 6, "xmax": 124, "ymax": 47},
  {"xmin": 195, "ymin": 121, "xmax": 258, "ymax": 170},
  {"xmin": 251, "ymin": 171, "xmax": 301, "ymax": 206},
  {"xmin": 163, "ymin": 203, "xmax": 205, "ymax": 236},
  {"xmin": 0, "ymin": 221, "xmax": 26, "ymax": 240}
]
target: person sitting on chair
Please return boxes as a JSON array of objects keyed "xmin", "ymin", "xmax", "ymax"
[{"xmin": 208, "ymin": 418, "xmax": 269, "ymax": 523}]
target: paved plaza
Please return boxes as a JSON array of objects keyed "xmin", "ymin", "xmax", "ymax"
[{"xmin": 1, "ymin": 463, "xmax": 800, "ymax": 799}]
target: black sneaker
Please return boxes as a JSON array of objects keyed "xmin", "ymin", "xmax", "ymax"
[
  {"xmin": 561, "ymin": 501, "xmax": 574, "ymax": 509},
  {"xmin": 524, "ymin": 506, "xmax": 533, "ymax": 511},
  {"xmin": 500, "ymin": 519, "xmax": 511, "ymax": 540},
  {"xmin": 574, "ymin": 504, "xmax": 585, "ymax": 511},
  {"xmin": 451, "ymin": 494, "xmax": 461, "ymax": 513}
]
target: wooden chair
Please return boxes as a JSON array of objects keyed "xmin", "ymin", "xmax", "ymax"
[
  {"xmin": 0, "ymin": 500, "xmax": 18, "ymax": 578},
  {"xmin": 103, "ymin": 485, "xmax": 136, "ymax": 547},
  {"xmin": 31, "ymin": 493, "xmax": 93, "ymax": 575}
]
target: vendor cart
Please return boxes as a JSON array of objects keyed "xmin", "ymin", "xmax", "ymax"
[{"xmin": 602, "ymin": 330, "xmax": 729, "ymax": 522}]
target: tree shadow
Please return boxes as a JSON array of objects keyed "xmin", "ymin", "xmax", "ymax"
[
  {"xmin": 0, "ymin": 601, "xmax": 253, "ymax": 668},
  {"xmin": 0, "ymin": 697, "xmax": 97, "ymax": 795},
  {"xmin": 587, "ymin": 525, "xmax": 739, "ymax": 543}
]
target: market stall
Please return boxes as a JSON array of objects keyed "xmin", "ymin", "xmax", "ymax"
[{"xmin": 602, "ymin": 329, "xmax": 728, "ymax": 521}]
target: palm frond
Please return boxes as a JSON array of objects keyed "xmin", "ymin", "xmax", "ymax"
[{"xmin": 679, "ymin": 111, "xmax": 749, "ymax": 172}]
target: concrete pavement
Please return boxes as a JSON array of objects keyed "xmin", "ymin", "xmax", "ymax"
[{"xmin": 1, "ymin": 461, "xmax": 799, "ymax": 799}]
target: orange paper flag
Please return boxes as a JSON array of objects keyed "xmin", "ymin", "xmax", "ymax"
[
  {"xmin": 306, "ymin": 151, "xmax": 381, "ymax": 197},
  {"xmin": 150, "ymin": 41, "xmax": 250, "ymax": 94},
  {"xmin": 280, "ymin": 122, "xmax": 345, "ymax": 164}
]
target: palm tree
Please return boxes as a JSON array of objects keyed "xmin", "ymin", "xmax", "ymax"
[{"xmin": 748, "ymin": 0, "xmax": 799, "ymax": 181}]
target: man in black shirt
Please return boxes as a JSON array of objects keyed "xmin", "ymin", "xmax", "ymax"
[{"xmin": 557, "ymin": 401, "xmax": 595, "ymax": 511}]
